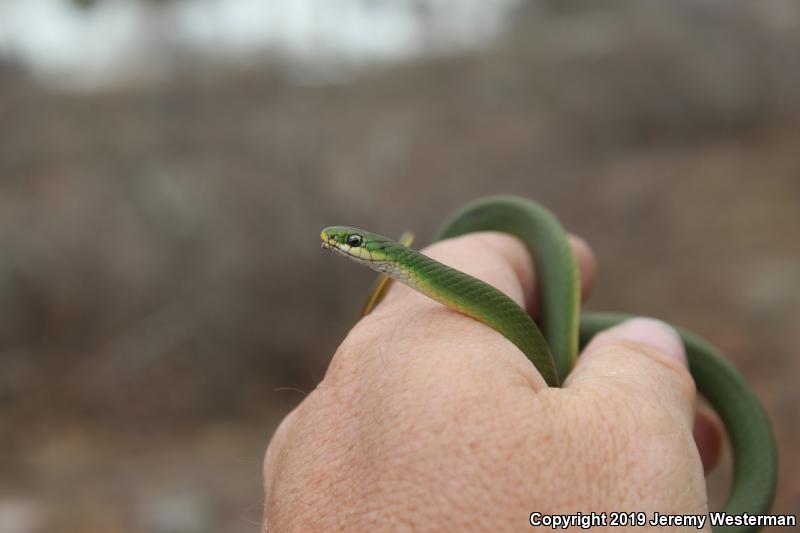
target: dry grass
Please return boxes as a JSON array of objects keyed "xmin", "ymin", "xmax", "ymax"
[{"xmin": 1, "ymin": 2, "xmax": 798, "ymax": 530}]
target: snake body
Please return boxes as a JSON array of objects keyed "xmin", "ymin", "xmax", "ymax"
[{"xmin": 321, "ymin": 195, "xmax": 776, "ymax": 532}]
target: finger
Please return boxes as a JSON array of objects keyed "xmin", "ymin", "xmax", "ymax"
[
  {"xmin": 566, "ymin": 318, "xmax": 696, "ymax": 426},
  {"xmin": 694, "ymin": 405, "xmax": 724, "ymax": 473}
]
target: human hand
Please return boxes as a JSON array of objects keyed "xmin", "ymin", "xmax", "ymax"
[{"xmin": 264, "ymin": 232, "xmax": 721, "ymax": 531}]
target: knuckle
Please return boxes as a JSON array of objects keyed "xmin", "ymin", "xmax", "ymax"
[
  {"xmin": 621, "ymin": 341, "xmax": 696, "ymax": 399},
  {"xmin": 593, "ymin": 339, "xmax": 696, "ymax": 401}
]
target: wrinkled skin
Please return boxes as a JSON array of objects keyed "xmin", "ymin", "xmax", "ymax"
[{"xmin": 264, "ymin": 233, "xmax": 720, "ymax": 532}]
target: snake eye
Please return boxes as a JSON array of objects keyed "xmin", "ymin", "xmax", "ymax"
[{"xmin": 346, "ymin": 234, "xmax": 362, "ymax": 247}]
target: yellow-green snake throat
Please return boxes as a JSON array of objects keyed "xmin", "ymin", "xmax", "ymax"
[{"xmin": 321, "ymin": 195, "xmax": 777, "ymax": 532}]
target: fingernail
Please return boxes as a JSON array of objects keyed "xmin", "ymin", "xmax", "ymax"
[{"xmin": 613, "ymin": 318, "xmax": 687, "ymax": 366}]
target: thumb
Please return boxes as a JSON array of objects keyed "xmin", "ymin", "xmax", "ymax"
[{"xmin": 565, "ymin": 317, "xmax": 696, "ymax": 427}]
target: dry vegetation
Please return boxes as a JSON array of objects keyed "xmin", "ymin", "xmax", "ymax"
[{"xmin": 1, "ymin": 2, "xmax": 798, "ymax": 531}]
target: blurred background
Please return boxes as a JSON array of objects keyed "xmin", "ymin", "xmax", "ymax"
[{"xmin": 1, "ymin": 0, "xmax": 798, "ymax": 531}]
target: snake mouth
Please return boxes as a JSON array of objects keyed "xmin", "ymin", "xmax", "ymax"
[
  {"xmin": 320, "ymin": 237, "xmax": 387, "ymax": 270},
  {"xmin": 322, "ymin": 242, "xmax": 355, "ymax": 260},
  {"xmin": 321, "ymin": 241, "xmax": 342, "ymax": 256},
  {"xmin": 320, "ymin": 236, "xmax": 341, "ymax": 253},
  {"xmin": 320, "ymin": 230, "xmax": 338, "ymax": 252},
  {"xmin": 320, "ymin": 238, "xmax": 354, "ymax": 260}
]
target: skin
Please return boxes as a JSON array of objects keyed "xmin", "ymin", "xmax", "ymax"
[{"xmin": 264, "ymin": 232, "xmax": 722, "ymax": 532}]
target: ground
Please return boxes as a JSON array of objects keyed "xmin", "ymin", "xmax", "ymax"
[{"xmin": 1, "ymin": 3, "xmax": 798, "ymax": 531}]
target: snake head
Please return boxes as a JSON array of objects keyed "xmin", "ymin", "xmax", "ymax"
[{"xmin": 320, "ymin": 226, "xmax": 397, "ymax": 267}]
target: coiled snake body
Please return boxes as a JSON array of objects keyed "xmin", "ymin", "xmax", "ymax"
[{"xmin": 321, "ymin": 195, "xmax": 777, "ymax": 532}]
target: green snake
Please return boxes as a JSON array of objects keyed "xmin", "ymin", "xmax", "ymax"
[{"xmin": 320, "ymin": 195, "xmax": 776, "ymax": 531}]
